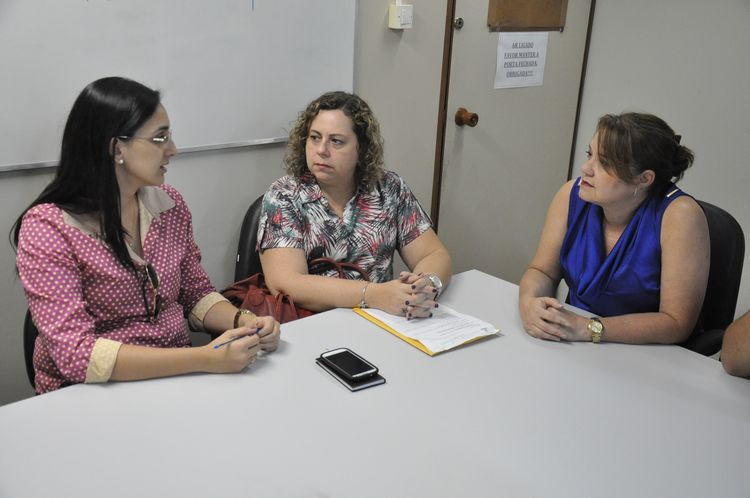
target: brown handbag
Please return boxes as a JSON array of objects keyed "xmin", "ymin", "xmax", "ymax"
[{"xmin": 221, "ymin": 257, "xmax": 369, "ymax": 324}]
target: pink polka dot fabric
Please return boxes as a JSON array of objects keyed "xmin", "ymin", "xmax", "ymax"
[{"xmin": 16, "ymin": 184, "xmax": 216, "ymax": 394}]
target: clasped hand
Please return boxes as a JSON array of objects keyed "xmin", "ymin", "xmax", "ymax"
[
  {"xmin": 373, "ymin": 271, "xmax": 439, "ymax": 319},
  {"xmin": 520, "ymin": 296, "xmax": 589, "ymax": 342}
]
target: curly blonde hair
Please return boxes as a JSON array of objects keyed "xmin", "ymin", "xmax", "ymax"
[{"xmin": 284, "ymin": 91, "xmax": 385, "ymax": 190}]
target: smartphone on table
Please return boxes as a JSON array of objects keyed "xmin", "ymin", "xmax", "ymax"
[
  {"xmin": 318, "ymin": 348, "xmax": 378, "ymax": 380},
  {"xmin": 316, "ymin": 348, "xmax": 385, "ymax": 391}
]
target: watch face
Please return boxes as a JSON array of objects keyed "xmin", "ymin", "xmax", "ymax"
[{"xmin": 589, "ymin": 319, "xmax": 603, "ymax": 334}]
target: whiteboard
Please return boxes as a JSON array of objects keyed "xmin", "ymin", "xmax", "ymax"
[{"xmin": 0, "ymin": 0, "xmax": 355, "ymax": 169}]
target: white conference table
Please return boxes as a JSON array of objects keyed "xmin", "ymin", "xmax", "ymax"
[{"xmin": 1, "ymin": 269, "xmax": 750, "ymax": 497}]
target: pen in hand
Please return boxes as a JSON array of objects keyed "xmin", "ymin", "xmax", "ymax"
[{"xmin": 213, "ymin": 330, "xmax": 259, "ymax": 349}]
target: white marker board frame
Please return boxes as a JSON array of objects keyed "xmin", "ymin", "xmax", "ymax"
[{"xmin": 0, "ymin": 0, "xmax": 355, "ymax": 171}]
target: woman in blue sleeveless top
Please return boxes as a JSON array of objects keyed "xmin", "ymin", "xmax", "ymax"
[{"xmin": 519, "ymin": 113, "xmax": 709, "ymax": 344}]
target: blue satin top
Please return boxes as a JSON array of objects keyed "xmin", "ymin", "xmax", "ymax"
[{"xmin": 560, "ymin": 178, "xmax": 685, "ymax": 317}]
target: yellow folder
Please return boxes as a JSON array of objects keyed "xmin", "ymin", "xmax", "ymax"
[
  {"xmin": 354, "ymin": 307, "xmax": 497, "ymax": 356},
  {"xmin": 353, "ymin": 307, "xmax": 437, "ymax": 355},
  {"xmin": 352, "ymin": 308, "xmax": 436, "ymax": 356}
]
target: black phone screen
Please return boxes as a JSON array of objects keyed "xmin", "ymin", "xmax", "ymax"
[{"xmin": 321, "ymin": 350, "xmax": 375, "ymax": 378}]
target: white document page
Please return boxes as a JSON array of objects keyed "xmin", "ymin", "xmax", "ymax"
[{"xmin": 361, "ymin": 305, "xmax": 498, "ymax": 353}]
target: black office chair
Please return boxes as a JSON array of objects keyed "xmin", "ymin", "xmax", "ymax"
[
  {"xmin": 23, "ymin": 309, "xmax": 38, "ymax": 390},
  {"xmin": 234, "ymin": 194, "xmax": 265, "ymax": 281},
  {"xmin": 679, "ymin": 200, "xmax": 745, "ymax": 356}
]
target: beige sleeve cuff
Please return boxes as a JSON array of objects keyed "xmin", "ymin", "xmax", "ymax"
[
  {"xmin": 188, "ymin": 292, "xmax": 230, "ymax": 331},
  {"xmin": 85, "ymin": 338, "xmax": 123, "ymax": 384}
]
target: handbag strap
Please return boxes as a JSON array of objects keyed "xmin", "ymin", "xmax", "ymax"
[
  {"xmin": 307, "ymin": 257, "xmax": 370, "ymax": 281},
  {"xmin": 274, "ymin": 292, "xmax": 299, "ymax": 322}
]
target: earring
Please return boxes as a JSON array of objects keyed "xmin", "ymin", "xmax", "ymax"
[
  {"xmin": 633, "ymin": 185, "xmax": 639, "ymax": 198},
  {"xmin": 118, "ymin": 159, "xmax": 124, "ymax": 165}
]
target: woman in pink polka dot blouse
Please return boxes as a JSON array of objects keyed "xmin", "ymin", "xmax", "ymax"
[{"xmin": 12, "ymin": 77, "xmax": 280, "ymax": 394}]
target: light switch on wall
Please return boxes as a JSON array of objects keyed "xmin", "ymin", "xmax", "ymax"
[{"xmin": 388, "ymin": 3, "xmax": 413, "ymax": 29}]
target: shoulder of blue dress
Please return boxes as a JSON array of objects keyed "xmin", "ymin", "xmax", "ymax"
[
  {"xmin": 646, "ymin": 184, "xmax": 689, "ymax": 222},
  {"xmin": 659, "ymin": 183, "xmax": 691, "ymax": 208},
  {"xmin": 664, "ymin": 183, "xmax": 683, "ymax": 199}
]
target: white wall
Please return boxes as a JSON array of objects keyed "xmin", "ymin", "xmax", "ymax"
[
  {"xmin": 574, "ymin": 0, "xmax": 750, "ymax": 316},
  {"xmin": 353, "ymin": 0, "xmax": 445, "ymax": 211},
  {"xmin": 0, "ymin": 146, "xmax": 286, "ymax": 406},
  {"xmin": 353, "ymin": 0, "xmax": 447, "ymax": 275}
]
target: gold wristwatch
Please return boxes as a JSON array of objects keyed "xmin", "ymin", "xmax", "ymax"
[
  {"xmin": 234, "ymin": 308, "xmax": 255, "ymax": 329},
  {"xmin": 587, "ymin": 317, "xmax": 604, "ymax": 343}
]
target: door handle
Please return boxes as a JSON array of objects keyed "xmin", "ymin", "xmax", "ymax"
[{"xmin": 455, "ymin": 107, "xmax": 479, "ymax": 127}]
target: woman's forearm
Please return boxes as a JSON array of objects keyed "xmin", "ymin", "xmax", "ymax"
[
  {"xmin": 110, "ymin": 343, "xmax": 210, "ymax": 381},
  {"xmin": 202, "ymin": 300, "xmax": 249, "ymax": 334},
  {"xmin": 519, "ymin": 267, "xmax": 558, "ymax": 305},
  {"xmin": 412, "ymin": 247, "xmax": 452, "ymax": 288},
  {"xmin": 588, "ymin": 311, "xmax": 692, "ymax": 345},
  {"xmin": 267, "ymin": 272, "xmax": 369, "ymax": 311}
]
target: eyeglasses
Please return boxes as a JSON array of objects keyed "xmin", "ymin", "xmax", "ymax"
[
  {"xmin": 117, "ymin": 129, "xmax": 173, "ymax": 147},
  {"xmin": 141, "ymin": 262, "xmax": 162, "ymax": 323}
]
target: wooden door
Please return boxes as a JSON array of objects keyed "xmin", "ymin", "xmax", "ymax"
[{"xmin": 436, "ymin": 0, "xmax": 592, "ymax": 283}]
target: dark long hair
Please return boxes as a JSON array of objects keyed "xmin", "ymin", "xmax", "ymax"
[{"xmin": 11, "ymin": 77, "xmax": 160, "ymax": 269}]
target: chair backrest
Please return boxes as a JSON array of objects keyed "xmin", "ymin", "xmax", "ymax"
[
  {"xmin": 234, "ymin": 194, "xmax": 265, "ymax": 282},
  {"xmin": 23, "ymin": 309, "xmax": 38, "ymax": 389},
  {"xmin": 681, "ymin": 200, "xmax": 745, "ymax": 355}
]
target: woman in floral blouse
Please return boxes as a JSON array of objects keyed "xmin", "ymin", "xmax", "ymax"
[
  {"xmin": 13, "ymin": 77, "xmax": 280, "ymax": 393},
  {"xmin": 258, "ymin": 91, "xmax": 452, "ymax": 318}
]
